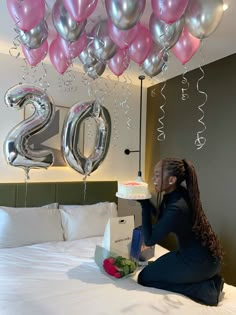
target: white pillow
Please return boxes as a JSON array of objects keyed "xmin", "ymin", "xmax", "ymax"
[
  {"xmin": 0, "ymin": 206, "xmax": 64, "ymax": 248},
  {"xmin": 59, "ymin": 202, "xmax": 118, "ymax": 241},
  {"xmin": 42, "ymin": 202, "xmax": 59, "ymax": 209}
]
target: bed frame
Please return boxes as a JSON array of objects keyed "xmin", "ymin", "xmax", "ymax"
[{"xmin": 0, "ymin": 181, "xmax": 118, "ymax": 207}]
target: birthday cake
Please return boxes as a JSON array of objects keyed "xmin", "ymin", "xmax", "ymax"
[{"xmin": 116, "ymin": 181, "xmax": 151, "ymax": 200}]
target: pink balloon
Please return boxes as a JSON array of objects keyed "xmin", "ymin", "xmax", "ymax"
[
  {"xmin": 108, "ymin": 49, "xmax": 130, "ymax": 76},
  {"xmin": 21, "ymin": 40, "xmax": 48, "ymax": 67},
  {"xmin": 7, "ymin": 0, "xmax": 45, "ymax": 31},
  {"xmin": 49, "ymin": 38, "xmax": 71, "ymax": 74},
  {"xmin": 128, "ymin": 25, "xmax": 153, "ymax": 65},
  {"xmin": 172, "ymin": 25, "xmax": 200, "ymax": 65},
  {"xmin": 108, "ymin": 19, "xmax": 139, "ymax": 49},
  {"xmin": 62, "ymin": 0, "xmax": 98, "ymax": 22},
  {"xmin": 58, "ymin": 32, "xmax": 88, "ymax": 60},
  {"xmin": 151, "ymin": 0, "xmax": 189, "ymax": 24}
]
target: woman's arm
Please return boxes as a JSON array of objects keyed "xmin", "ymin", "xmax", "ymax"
[
  {"xmin": 140, "ymin": 201, "xmax": 180, "ymax": 246},
  {"xmin": 137, "ymin": 199, "xmax": 157, "ymax": 216}
]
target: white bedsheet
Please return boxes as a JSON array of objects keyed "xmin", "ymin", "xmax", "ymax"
[{"xmin": 0, "ymin": 237, "xmax": 236, "ymax": 315}]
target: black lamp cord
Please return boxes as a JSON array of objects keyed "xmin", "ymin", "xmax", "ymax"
[{"xmin": 138, "ymin": 75, "xmax": 145, "ymax": 177}]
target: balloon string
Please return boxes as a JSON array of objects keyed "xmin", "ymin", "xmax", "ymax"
[
  {"xmin": 157, "ymin": 80, "xmax": 166, "ymax": 141},
  {"xmin": 125, "ymin": 73, "xmax": 133, "ymax": 130},
  {"xmin": 58, "ymin": 64, "xmax": 76, "ymax": 92},
  {"xmin": 160, "ymin": 24, "xmax": 170, "ymax": 49},
  {"xmin": 146, "ymin": 75, "xmax": 155, "ymax": 88},
  {"xmin": 87, "ymin": 21, "xmax": 104, "ymax": 57},
  {"xmin": 120, "ymin": 74, "xmax": 132, "ymax": 129},
  {"xmin": 21, "ymin": 58, "xmax": 31, "ymax": 83},
  {"xmin": 107, "ymin": 72, "xmax": 120, "ymax": 143},
  {"xmin": 9, "ymin": 12, "xmax": 23, "ymax": 59},
  {"xmin": 38, "ymin": 62, "xmax": 50, "ymax": 93},
  {"xmin": 24, "ymin": 167, "xmax": 30, "ymax": 207},
  {"xmin": 194, "ymin": 64, "xmax": 207, "ymax": 150},
  {"xmin": 83, "ymin": 177, "xmax": 87, "ymax": 205},
  {"xmin": 157, "ymin": 55, "xmax": 168, "ymax": 142},
  {"xmin": 97, "ymin": 71, "xmax": 114, "ymax": 102},
  {"xmin": 112, "ymin": 97, "xmax": 119, "ymax": 145},
  {"xmin": 151, "ymin": 85, "xmax": 158, "ymax": 98},
  {"xmin": 82, "ymin": 72, "xmax": 92, "ymax": 97},
  {"xmin": 181, "ymin": 65, "xmax": 189, "ymax": 101},
  {"xmin": 21, "ymin": 59, "xmax": 38, "ymax": 85},
  {"xmin": 93, "ymin": 76, "xmax": 102, "ymax": 101},
  {"xmin": 9, "ymin": 34, "xmax": 21, "ymax": 59}
]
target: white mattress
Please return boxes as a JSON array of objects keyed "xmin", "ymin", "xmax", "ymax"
[{"xmin": 0, "ymin": 237, "xmax": 236, "ymax": 315}]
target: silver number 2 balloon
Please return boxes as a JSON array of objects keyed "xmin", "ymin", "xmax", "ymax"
[
  {"xmin": 4, "ymin": 84, "xmax": 55, "ymax": 175},
  {"xmin": 62, "ymin": 100, "xmax": 111, "ymax": 177}
]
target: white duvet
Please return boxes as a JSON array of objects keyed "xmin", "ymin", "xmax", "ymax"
[{"xmin": 0, "ymin": 237, "xmax": 236, "ymax": 315}]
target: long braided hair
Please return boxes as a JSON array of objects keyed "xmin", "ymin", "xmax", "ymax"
[{"xmin": 162, "ymin": 157, "xmax": 223, "ymax": 260}]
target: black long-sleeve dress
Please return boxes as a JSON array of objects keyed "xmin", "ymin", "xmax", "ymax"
[{"xmin": 137, "ymin": 186, "xmax": 222, "ymax": 306}]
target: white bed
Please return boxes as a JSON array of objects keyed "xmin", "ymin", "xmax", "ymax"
[{"xmin": 1, "ymin": 236, "xmax": 236, "ymax": 315}]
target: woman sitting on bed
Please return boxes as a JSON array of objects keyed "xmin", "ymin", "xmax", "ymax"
[{"xmin": 137, "ymin": 158, "xmax": 224, "ymax": 306}]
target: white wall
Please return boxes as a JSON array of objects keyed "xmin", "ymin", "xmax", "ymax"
[{"xmin": 0, "ymin": 53, "xmax": 147, "ymax": 184}]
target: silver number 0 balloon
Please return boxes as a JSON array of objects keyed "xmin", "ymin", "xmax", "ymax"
[
  {"xmin": 62, "ymin": 100, "xmax": 111, "ymax": 177},
  {"xmin": 4, "ymin": 84, "xmax": 55, "ymax": 174}
]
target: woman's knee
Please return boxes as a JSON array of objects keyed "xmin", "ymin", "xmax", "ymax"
[
  {"xmin": 137, "ymin": 269, "xmax": 148, "ymax": 286},
  {"xmin": 137, "ymin": 268, "xmax": 158, "ymax": 287}
]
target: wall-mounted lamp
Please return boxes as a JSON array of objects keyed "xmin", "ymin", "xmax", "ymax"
[{"xmin": 124, "ymin": 75, "xmax": 145, "ymax": 181}]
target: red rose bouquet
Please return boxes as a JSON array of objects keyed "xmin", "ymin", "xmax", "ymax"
[{"xmin": 103, "ymin": 256, "xmax": 138, "ymax": 278}]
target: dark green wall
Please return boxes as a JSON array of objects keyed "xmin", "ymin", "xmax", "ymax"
[{"xmin": 146, "ymin": 53, "xmax": 236, "ymax": 285}]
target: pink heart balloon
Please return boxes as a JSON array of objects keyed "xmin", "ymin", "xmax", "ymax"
[
  {"xmin": 172, "ymin": 25, "xmax": 200, "ymax": 65},
  {"xmin": 151, "ymin": 0, "xmax": 189, "ymax": 24},
  {"xmin": 62, "ymin": 0, "xmax": 98, "ymax": 22},
  {"xmin": 7, "ymin": 0, "xmax": 45, "ymax": 31},
  {"xmin": 49, "ymin": 38, "xmax": 71, "ymax": 74},
  {"xmin": 58, "ymin": 32, "xmax": 88, "ymax": 60},
  {"xmin": 128, "ymin": 25, "xmax": 152, "ymax": 65},
  {"xmin": 21, "ymin": 40, "xmax": 48, "ymax": 67},
  {"xmin": 108, "ymin": 49, "xmax": 130, "ymax": 76},
  {"xmin": 108, "ymin": 19, "xmax": 139, "ymax": 49}
]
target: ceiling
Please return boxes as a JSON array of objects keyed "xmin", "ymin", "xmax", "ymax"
[{"xmin": 0, "ymin": 0, "xmax": 235, "ymax": 88}]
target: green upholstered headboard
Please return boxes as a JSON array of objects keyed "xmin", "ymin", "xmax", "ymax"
[{"xmin": 0, "ymin": 181, "xmax": 118, "ymax": 207}]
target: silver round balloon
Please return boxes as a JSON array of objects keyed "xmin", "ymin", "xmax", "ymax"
[
  {"xmin": 83, "ymin": 60, "xmax": 106, "ymax": 80},
  {"xmin": 149, "ymin": 13, "xmax": 184, "ymax": 50},
  {"xmin": 4, "ymin": 84, "xmax": 55, "ymax": 172},
  {"xmin": 52, "ymin": 0, "xmax": 86, "ymax": 43},
  {"xmin": 62, "ymin": 100, "xmax": 111, "ymax": 176},
  {"xmin": 15, "ymin": 19, "xmax": 48, "ymax": 49},
  {"xmin": 142, "ymin": 44, "xmax": 168, "ymax": 78},
  {"xmin": 79, "ymin": 40, "xmax": 98, "ymax": 67},
  {"xmin": 105, "ymin": 0, "xmax": 146, "ymax": 30},
  {"xmin": 92, "ymin": 20, "xmax": 118, "ymax": 61},
  {"xmin": 185, "ymin": 0, "xmax": 224, "ymax": 39}
]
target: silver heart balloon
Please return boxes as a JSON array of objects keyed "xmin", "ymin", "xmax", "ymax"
[
  {"xmin": 16, "ymin": 19, "xmax": 48, "ymax": 49},
  {"xmin": 149, "ymin": 13, "xmax": 184, "ymax": 50},
  {"xmin": 105, "ymin": 0, "xmax": 146, "ymax": 30},
  {"xmin": 83, "ymin": 60, "xmax": 106, "ymax": 80},
  {"xmin": 185, "ymin": 0, "xmax": 224, "ymax": 39},
  {"xmin": 52, "ymin": 0, "xmax": 86, "ymax": 43},
  {"xmin": 143, "ymin": 44, "xmax": 168, "ymax": 78},
  {"xmin": 79, "ymin": 39, "xmax": 98, "ymax": 67},
  {"xmin": 92, "ymin": 20, "xmax": 118, "ymax": 61}
]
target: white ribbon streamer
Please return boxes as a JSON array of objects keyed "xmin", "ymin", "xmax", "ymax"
[
  {"xmin": 195, "ymin": 64, "xmax": 207, "ymax": 150},
  {"xmin": 181, "ymin": 65, "xmax": 190, "ymax": 101},
  {"xmin": 157, "ymin": 54, "xmax": 168, "ymax": 142}
]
